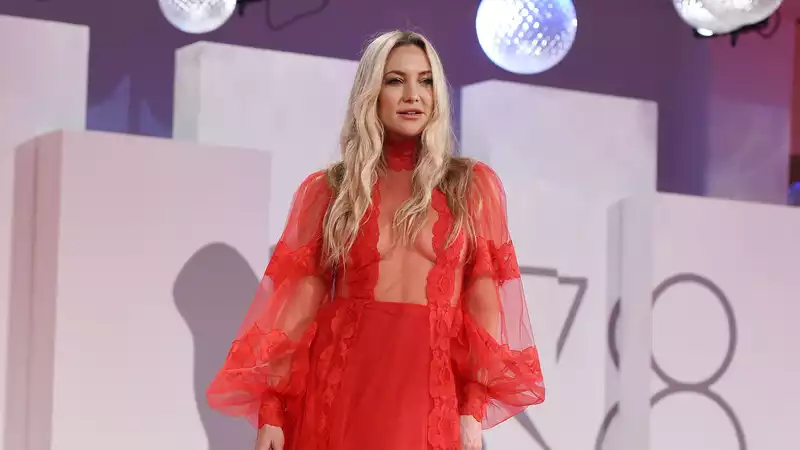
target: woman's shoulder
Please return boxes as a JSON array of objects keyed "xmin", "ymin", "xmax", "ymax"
[
  {"xmin": 447, "ymin": 156, "xmax": 501, "ymax": 186},
  {"xmin": 296, "ymin": 169, "xmax": 327, "ymax": 186},
  {"xmin": 293, "ymin": 169, "xmax": 334, "ymax": 200},
  {"xmin": 291, "ymin": 162, "xmax": 349, "ymax": 202}
]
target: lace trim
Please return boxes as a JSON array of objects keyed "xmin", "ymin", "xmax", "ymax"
[
  {"xmin": 315, "ymin": 301, "xmax": 361, "ymax": 441},
  {"xmin": 314, "ymin": 184, "xmax": 380, "ymax": 447},
  {"xmin": 473, "ymin": 322, "xmax": 544, "ymax": 386},
  {"xmin": 427, "ymin": 190, "xmax": 463, "ymax": 450},
  {"xmin": 459, "ymin": 383, "xmax": 488, "ymax": 422},
  {"xmin": 461, "ymin": 315, "xmax": 545, "ymax": 412},
  {"xmin": 384, "ymin": 139, "xmax": 417, "ymax": 171},
  {"xmin": 266, "ymin": 240, "xmax": 323, "ymax": 285},
  {"xmin": 258, "ymin": 394, "xmax": 285, "ymax": 428},
  {"xmin": 469, "ymin": 238, "xmax": 521, "ymax": 283},
  {"xmin": 220, "ymin": 324, "xmax": 315, "ymax": 429}
]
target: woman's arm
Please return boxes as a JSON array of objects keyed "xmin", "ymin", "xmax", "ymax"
[
  {"xmin": 453, "ymin": 161, "xmax": 545, "ymax": 428},
  {"xmin": 207, "ymin": 171, "xmax": 333, "ymax": 429}
]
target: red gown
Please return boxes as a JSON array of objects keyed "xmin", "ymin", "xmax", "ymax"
[{"xmin": 207, "ymin": 140, "xmax": 545, "ymax": 450}]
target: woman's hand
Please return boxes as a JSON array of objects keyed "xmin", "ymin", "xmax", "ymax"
[
  {"xmin": 255, "ymin": 424, "xmax": 285, "ymax": 450},
  {"xmin": 460, "ymin": 415, "xmax": 482, "ymax": 450}
]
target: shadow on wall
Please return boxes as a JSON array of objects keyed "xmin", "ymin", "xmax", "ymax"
[{"xmin": 174, "ymin": 242, "xmax": 258, "ymax": 450}]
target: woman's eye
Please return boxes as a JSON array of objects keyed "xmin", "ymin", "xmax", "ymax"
[
  {"xmin": 386, "ymin": 78, "xmax": 403, "ymax": 85},
  {"xmin": 421, "ymin": 78, "xmax": 433, "ymax": 86}
]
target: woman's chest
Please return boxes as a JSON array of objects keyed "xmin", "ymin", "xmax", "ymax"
[
  {"xmin": 375, "ymin": 188, "xmax": 438, "ymax": 261},
  {"xmin": 362, "ymin": 176, "xmax": 464, "ymax": 264}
]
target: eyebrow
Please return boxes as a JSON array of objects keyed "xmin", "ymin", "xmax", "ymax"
[{"xmin": 384, "ymin": 69, "xmax": 433, "ymax": 77}]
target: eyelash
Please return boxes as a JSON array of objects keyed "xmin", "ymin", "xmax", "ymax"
[{"xmin": 386, "ymin": 77, "xmax": 433, "ymax": 86}]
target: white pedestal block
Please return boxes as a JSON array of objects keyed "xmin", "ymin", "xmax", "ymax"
[
  {"xmin": 0, "ymin": 16, "xmax": 89, "ymax": 445},
  {"xmin": 173, "ymin": 42, "xmax": 357, "ymax": 246},
  {"xmin": 460, "ymin": 81, "xmax": 658, "ymax": 450},
  {"xmin": 616, "ymin": 193, "xmax": 800, "ymax": 450},
  {"xmin": 7, "ymin": 131, "xmax": 270, "ymax": 450}
]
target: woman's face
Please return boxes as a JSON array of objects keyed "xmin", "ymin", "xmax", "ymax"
[{"xmin": 377, "ymin": 44, "xmax": 434, "ymax": 140}]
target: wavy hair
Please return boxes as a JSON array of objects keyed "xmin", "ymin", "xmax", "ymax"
[{"xmin": 322, "ymin": 30, "xmax": 473, "ymax": 268}]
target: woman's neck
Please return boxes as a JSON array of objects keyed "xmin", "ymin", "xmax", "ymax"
[{"xmin": 384, "ymin": 137, "xmax": 418, "ymax": 171}]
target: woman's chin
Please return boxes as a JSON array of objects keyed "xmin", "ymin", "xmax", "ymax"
[{"xmin": 386, "ymin": 125, "xmax": 426, "ymax": 140}]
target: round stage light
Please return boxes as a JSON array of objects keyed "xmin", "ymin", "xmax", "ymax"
[
  {"xmin": 159, "ymin": 0, "xmax": 238, "ymax": 34},
  {"xmin": 476, "ymin": 0, "xmax": 578, "ymax": 75}
]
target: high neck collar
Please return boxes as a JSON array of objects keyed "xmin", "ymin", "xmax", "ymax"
[{"xmin": 384, "ymin": 139, "xmax": 418, "ymax": 171}]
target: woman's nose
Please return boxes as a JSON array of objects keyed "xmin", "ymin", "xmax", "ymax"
[{"xmin": 402, "ymin": 85, "xmax": 420, "ymax": 103}]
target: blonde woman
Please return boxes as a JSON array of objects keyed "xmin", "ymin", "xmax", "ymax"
[{"xmin": 207, "ymin": 30, "xmax": 545, "ymax": 450}]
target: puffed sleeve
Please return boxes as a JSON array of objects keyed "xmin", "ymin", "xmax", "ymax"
[
  {"xmin": 451, "ymin": 161, "xmax": 545, "ymax": 429},
  {"xmin": 207, "ymin": 170, "xmax": 333, "ymax": 430}
]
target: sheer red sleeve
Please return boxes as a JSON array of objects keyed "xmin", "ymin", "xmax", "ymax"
[
  {"xmin": 452, "ymin": 161, "xmax": 545, "ymax": 429},
  {"xmin": 207, "ymin": 171, "xmax": 333, "ymax": 430}
]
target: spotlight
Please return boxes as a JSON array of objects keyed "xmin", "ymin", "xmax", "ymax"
[{"xmin": 159, "ymin": 0, "xmax": 238, "ymax": 34}]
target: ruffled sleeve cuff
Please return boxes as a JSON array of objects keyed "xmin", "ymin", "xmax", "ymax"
[
  {"xmin": 257, "ymin": 393, "xmax": 285, "ymax": 429},
  {"xmin": 459, "ymin": 382, "xmax": 489, "ymax": 422}
]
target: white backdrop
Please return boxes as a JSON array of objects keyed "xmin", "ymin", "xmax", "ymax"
[
  {"xmin": 0, "ymin": 15, "xmax": 88, "ymax": 445},
  {"xmin": 5, "ymin": 131, "xmax": 271, "ymax": 450},
  {"xmin": 461, "ymin": 81, "xmax": 658, "ymax": 450},
  {"xmin": 173, "ymin": 42, "xmax": 357, "ymax": 247},
  {"xmin": 615, "ymin": 193, "xmax": 800, "ymax": 450}
]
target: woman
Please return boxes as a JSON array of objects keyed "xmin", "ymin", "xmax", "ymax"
[{"xmin": 207, "ymin": 30, "xmax": 545, "ymax": 450}]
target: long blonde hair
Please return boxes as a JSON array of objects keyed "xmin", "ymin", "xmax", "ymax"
[{"xmin": 322, "ymin": 30, "xmax": 473, "ymax": 268}]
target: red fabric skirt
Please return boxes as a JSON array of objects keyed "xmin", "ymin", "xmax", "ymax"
[{"xmin": 288, "ymin": 300, "xmax": 443, "ymax": 450}]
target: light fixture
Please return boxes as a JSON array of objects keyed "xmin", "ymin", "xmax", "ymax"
[
  {"xmin": 159, "ymin": 0, "xmax": 238, "ymax": 34},
  {"xmin": 673, "ymin": 0, "xmax": 784, "ymax": 46}
]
